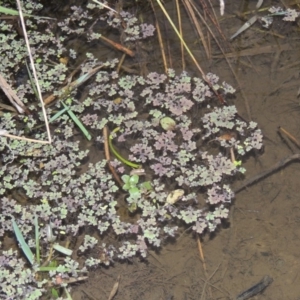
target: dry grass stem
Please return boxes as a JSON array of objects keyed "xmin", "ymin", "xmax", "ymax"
[
  {"xmin": 150, "ymin": 0, "xmax": 168, "ymax": 73},
  {"xmin": 0, "ymin": 74, "xmax": 27, "ymax": 114},
  {"xmin": 188, "ymin": 0, "xmax": 252, "ymax": 119},
  {"xmin": 99, "ymin": 35, "xmax": 135, "ymax": 57},
  {"xmin": 182, "ymin": 0, "xmax": 210, "ymax": 59},
  {"xmin": 0, "ymin": 131, "xmax": 52, "ymax": 144},
  {"xmin": 197, "ymin": 235, "xmax": 213, "ymax": 299},
  {"xmin": 16, "ymin": 0, "xmax": 51, "ymax": 143},
  {"xmin": 155, "ymin": 0, "xmax": 227, "ymax": 106},
  {"xmin": 175, "ymin": 0, "xmax": 186, "ymax": 70}
]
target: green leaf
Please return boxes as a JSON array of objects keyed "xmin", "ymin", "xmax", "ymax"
[
  {"xmin": 61, "ymin": 101, "xmax": 92, "ymax": 141},
  {"xmin": 129, "ymin": 174, "xmax": 139, "ymax": 185},
  {"xmin": 121, "ymin": 174, "xmax": 130, "ymax": 183},
  {"xmin": 53, "ymin": 243, "xmax": 72, "ymax": 256},
  {"xmin": 51, "ymin": 288, "xmax": 59, "ymax": 299},
  {"xmin": 0, "ymin": 6, "xmax": 28, "ymax": 16},
  {"xmin": 129, "ymin": 186, "xmax": 140, "ymax": 196},
  {"xmin": 140, "ymin": 181, "xmax": 152, "ymax": 191},
  {"xmin": 12, "ymin": 218, "xmax": 35, "ymax": 265},
  {"xmin": 0, "ymin": 5, "xmax": 53, "ymax": 19}
]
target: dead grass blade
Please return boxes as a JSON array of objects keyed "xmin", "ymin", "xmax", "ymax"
[
  {"xmin": 197, "ymin": 235, "xmax": 213, "ymax": 299},
  {"xmin": 155, "ymin": 0, "xmax": 227, "ymax": 105},
  {"xmin": 182, "ymin": 0, "xmax": 210, "ymax": 59},
  {"xmin": 99, "ymin": 35, "xmax": 135, "ymax": 57},
  {"xmin": 188, "ymin": 0, "xmax": 252, "ymax": 119},
  {"xmin": 107, "ymin": 275, "xmax": 120, "ymax": 300},
  {"xmin": 17, "ymin": 0, "xmax": 51, "ymax": 142},
  {"xmin": 0, "ymin": 74, "xmax": 27, "ymax": 114},
  {"xmin": 150, "ymin": 0, "xmax": 168, "ymax": 73},
  {"xmin": 175, "ymin": 0, "xmax": 186, "ymax": 70}
]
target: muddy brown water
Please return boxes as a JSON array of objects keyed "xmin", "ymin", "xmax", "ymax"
[{"xmin": 69, "ymin": 1, "xmax": 300, "ymax": 299}]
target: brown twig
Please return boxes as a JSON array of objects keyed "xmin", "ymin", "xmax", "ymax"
[
  {"xmin": 116, "ymin": 53, "xmax": 127, "ymax": 74},
  {"xmin": 100, "ymin": 35, "xmax": 135, "ymax": 57},
  {"xmin": 103, "ymin": 126, "xmax": 123, "ymax": 187}
]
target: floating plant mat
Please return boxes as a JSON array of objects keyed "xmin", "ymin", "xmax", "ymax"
[{"xmin": 0, "ymin": 68, "xmax": 263, "ymax": 257}]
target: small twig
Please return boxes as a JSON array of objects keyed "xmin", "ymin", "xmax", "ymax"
[
  {"xmin": 182, "ymin": 0, "xmax": 210, "ymax": 59},
  {"xmin": 103, "ymin": 126, "xmax": 123, "ymax": 187},
  {"xmin": 116, "ymin": 53, "xmax": 126, "ymax": 74},
  {"xmin": 234, "ymin": 153, "xmax": 300, "ymax": 193},
  {"xmin": 93, "ymin": 0, "xmax": 118, "ymax": 13},
  {"xmin": 197, "ymin": 235, "xmax": 213, "ymax": 299},
  {"xmin": 99, "ymin": 35, "xmax": 135, "ymax": 57},
  {"xmin": 47, "ymin": 275, "xmax": 88, "ymax": 288}
]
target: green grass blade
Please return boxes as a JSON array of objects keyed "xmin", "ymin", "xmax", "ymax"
[
  {"xmin": 0, "ymin": 5, "xmax": 53, "ymax": 19},
  {"xmin": 53, "ymin": 243, "xmax": 73, "ymax": 256},
  {"xmin": 12, "ymin": 218, "xmax": 34, "ymax": 265},
  {"xmin": 34, "ymin": 215, "xmax": 40, "ymax": 264},
  {"xmin": 0, "ymin": 5, "xmax": 27, "ymax": 16},
  {"xmin": 109, "ymin": 127, "xmax": 140, "ymax": 168},
  {"xmin": 25, "ymin": 61, "xmax": 39, "ymax": 99},
  {"xmin": 61, "ymin": 101, "xmax": 92, "ymax": 141},
  {"xmin": 49, "ymin": 106, "xmax": 70, "ymax": 123},
  {"xmin": 51, "ymin": 288, "xmax": 59, "ymax": 299},
  {"xmin": 63, "ymin": 287, "xmax": 73, "ymax": 300}
]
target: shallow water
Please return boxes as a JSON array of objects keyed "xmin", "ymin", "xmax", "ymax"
[{"xmin": 70, "ymin": 1, "xmax": 300, "ymax": 299}]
